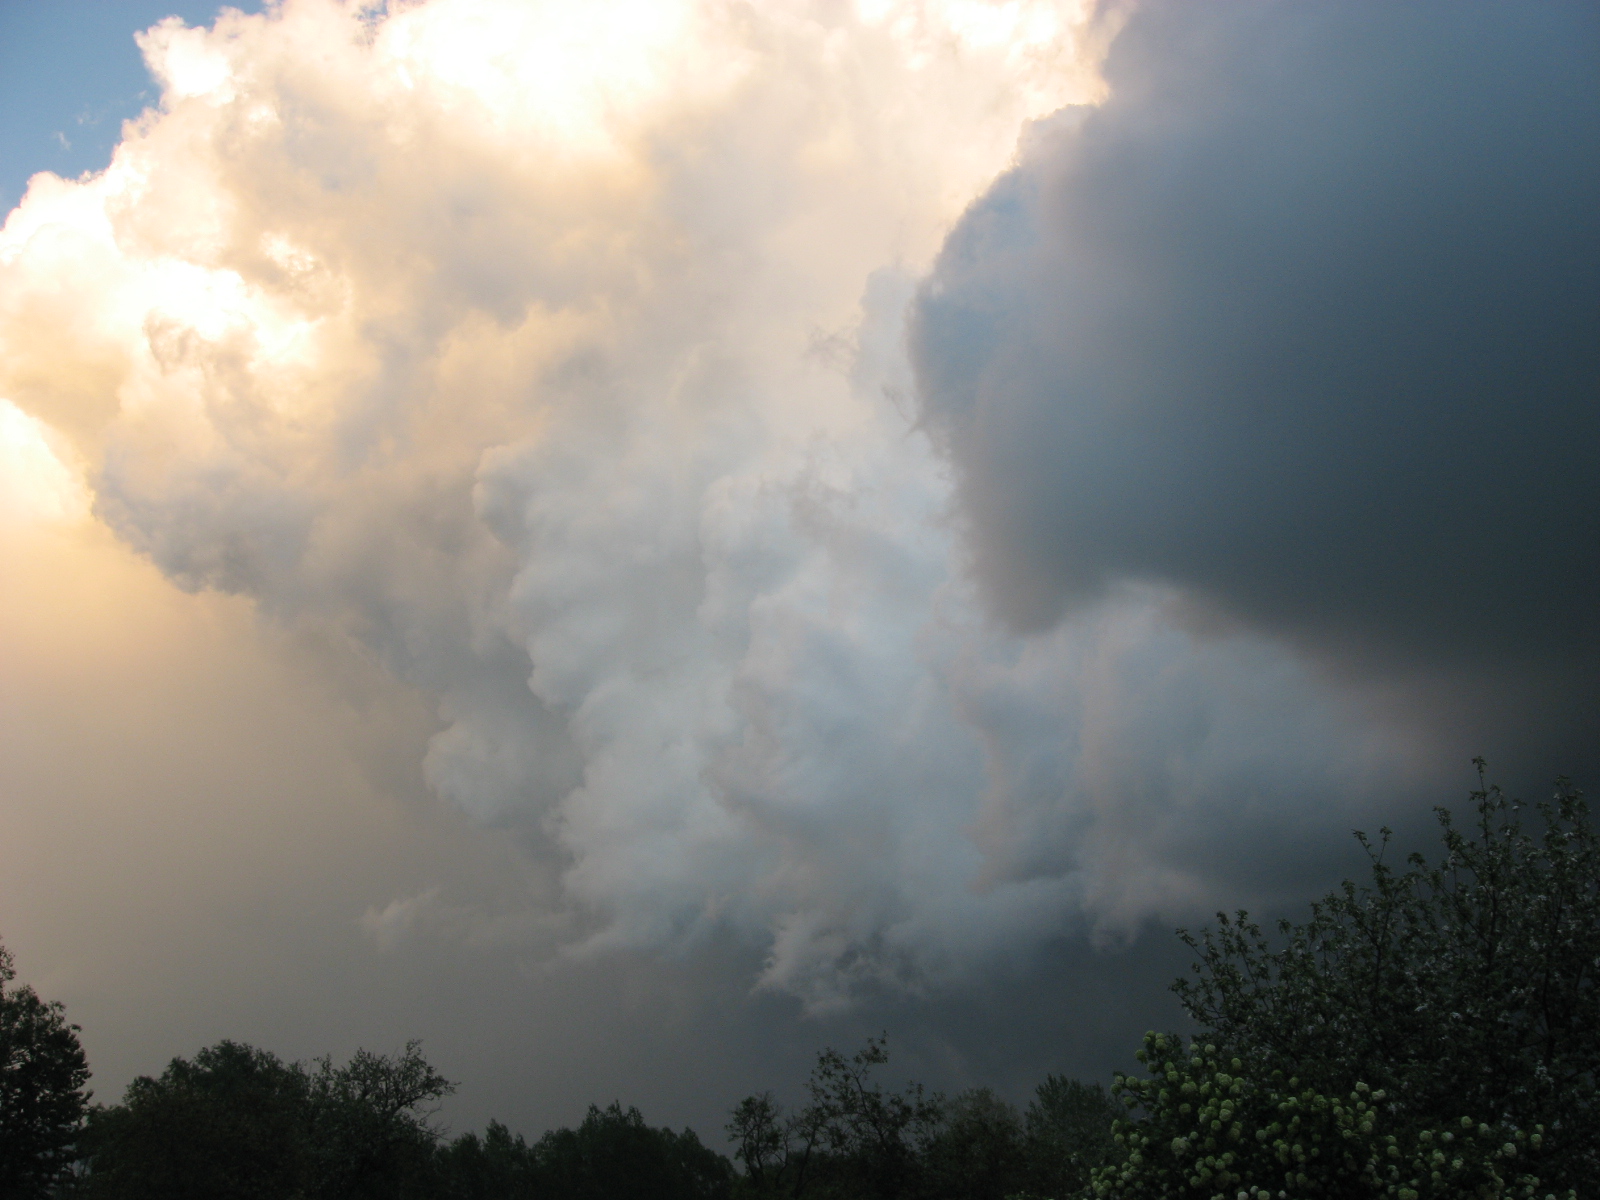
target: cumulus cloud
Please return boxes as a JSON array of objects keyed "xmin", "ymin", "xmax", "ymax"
[
  {"xmin": 0, "ymin": 400, "xmax": 88, "ymax": 525},
  {"xmin": 1, "ymin": 0, "xmax": 1449, "ymax": 1010},
  {"xmin": 912, "ymin": 0, "xmax": 1600, "ymax": 750}
]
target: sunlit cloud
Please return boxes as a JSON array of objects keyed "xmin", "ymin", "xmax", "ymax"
[
  {"xmin": 0, "ymin": 0, "xmax": 1445, "ymax": 1011},
  {"xmin": 0, "ymin": 400, "xmax": 89, "ymax": 525}
]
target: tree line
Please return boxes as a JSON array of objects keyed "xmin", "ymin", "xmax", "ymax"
[{"xmin": 2, "ymin": 766, "xmax": 1594, "ymax": 1199}]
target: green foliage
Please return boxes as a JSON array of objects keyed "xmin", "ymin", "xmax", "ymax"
[
  {"xmin": 1092, "ymin": 1032, "xmax": 1569, "ymax": 1200},
  {"xmin": 1170, "ymin": 767, "xmax": 1599, "ymax": 1192},
  {"xmin": 0, "ymin": 939, "xmax": 91, "ymax": 1199}
]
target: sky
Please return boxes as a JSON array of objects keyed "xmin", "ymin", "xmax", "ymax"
[
  {"xmin": 0, "ymin": 0, "xmax": 266, "ymax": 213},
  {"xmin": 1, "ymin": 0, "xmax": 1595, "ymax": 1146}
]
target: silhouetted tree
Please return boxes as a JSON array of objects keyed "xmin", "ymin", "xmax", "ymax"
[
  {"xmin": 304, "ymin": 1040, "xmax": 454, "ymax": 1200},
  {"xmin": 435, "ymin": 1120, "xmax": 541, "ymax": 1200},
  {"xmin": 1019, "ymin": 1075, "xmax": 1118, "ymax": 1198},
  {"xmin": 728, "ymin": 1036, "xmax": 945, "ymax": 1200},
  {"xmin": 0, "ymin": 939, "xmax": 91, "ymax": 1199},
  {"xmin": 534, "ymin": 1101, "xmax": 733, "ymax": 1200},
  {"xmin": 74, "ymin": 1041, "xmax": 310, "ymax": 1200},
  {"xmin": 727, "ymin": 1092, "xmax": 802, "ymax": 1198},
  {"xmin": 74, "ymin": 1039, "xmax": 453, "ymax": 1200},
  {"xmin": 920, "ymin": 1087, "xmax": 1024, "ymax": 1200}
]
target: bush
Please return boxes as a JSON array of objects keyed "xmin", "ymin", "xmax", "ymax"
[
  {"xmin": 1096, "ymin": 767, "xmax": 1599, "ymax": 1198},
  {"xmin": 1092, "ymin": 1032, "xmax": 1568, "ymax": 1200},
  {"xmin": 1171, "ymin": 768, "xmax": 1599, "ymax": 1190}
]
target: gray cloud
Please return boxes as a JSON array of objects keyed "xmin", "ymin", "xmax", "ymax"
[{"xmin": 912, "ymin": 0, "xmax": 1600, "ymax": 714}]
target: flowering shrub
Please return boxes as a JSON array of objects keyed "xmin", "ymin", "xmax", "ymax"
[
  {"xmin": 1170, "ymin": 770, "xmax": 1599, "ymax": 1192},
  {"xmin": 1089, "ymin": 1033, "xmax": 1572, "ymax": 1200}
]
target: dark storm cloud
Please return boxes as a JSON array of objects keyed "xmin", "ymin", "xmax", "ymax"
[{"xmin": 912, "ymin": 1, "xmax": 1600, "ymax": 684}]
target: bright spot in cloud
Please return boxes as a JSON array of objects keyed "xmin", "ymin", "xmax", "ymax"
[
  {"xmin": 0, "ymin": 400, "xmax": 88, "ymax": 525},
  {"xmin": 378, "ymin": 0, "xmax": 706, "ymax": 151}
]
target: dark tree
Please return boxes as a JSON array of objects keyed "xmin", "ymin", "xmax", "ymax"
[
  {"xmin": 303, "ymin": 1040, "xmax": 454, "ymax": 1200},
  {"xmin": 728, "ymin": 1044, "xmax": 1119, "ymax": 1200},
  {"xmin": 74, "ymin": 1041, "xmax": 311, "ymax": 1200},
  {"xmin": 816, "ymin": 1036, "xmax": 946, "ymax": 1200},
  {"xmin": 435, "ymin": 1120, "xmax": 542, "ymax": 1200},
  {"xmin": 74, "ymin": 1038, "xmax": 454, "ymax": 1200},
  {"xmin": 1019, "ymin": 1075, "xmax": 1118, "ymax": 1199},
  {"xmin": 727, "ymin": 1036, "xmax": 944, "ymax": 1200},
  {"xmin": 727, "ymin": 1092, "xmax": 803, "ymax": 1198},
  {"xmin": 535, "ymin": 1101, "xmax": 733, "ymax": 1200},
  {"xmin": 0, "ymin": 939, "xmax": 91, "ymax": 1199},
  {"xmin": 920, "ymin": 1087, "xmax": 1024, "ymax": 1200}
]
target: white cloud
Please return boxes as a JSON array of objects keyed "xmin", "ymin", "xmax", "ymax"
[
  {"xmin": 0, "ymin": 0, "xmax": 1423, "ymax": 1008},
  {"xmin": 0, "ymin": 399, "xmax": 88, "ymax": 525}
]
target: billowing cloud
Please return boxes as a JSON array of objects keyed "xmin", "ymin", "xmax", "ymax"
[
  {"xmin": 912, "ymin": 0, "xmax": 1600, "ymax": 754},
  {"xmin": 3, "ymin": 0, "xmax": 1459, "ymax": 1014}
]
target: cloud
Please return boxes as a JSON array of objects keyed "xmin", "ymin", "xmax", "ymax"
[
  {"xmin": 0, "ymin": 400, "xmax": 88, "ymax": 525},
  {"xmin": 2, "ymin": 0, "xmax": 1458, "ymax": 1011},
  {"xmin": 911, "ymin": 1, "xmax": 1600, "ymax": 724}
]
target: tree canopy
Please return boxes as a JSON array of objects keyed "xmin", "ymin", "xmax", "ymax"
[
  {"xmin": 72, "ymin": 1039, "xmax": 453, "ymax": 1200},
  {"xmin": 72, "ymin": 1041, "xmax": 733, "ymax": 1200},
  {"xmin": 0, "ymin": 940, "xmax": 91, "ymax": 1199},
  {"xmin": 1100, "ymin": 768, "xmax": 1597, "ymax": 1198},
  {"xmin": 1093, "ymin": 1032, "xmax": 1556, "ymax": 1200},
  {"xmin": 725, "ymin": 1036, "xmax": 1117, "ymax": 1200}
]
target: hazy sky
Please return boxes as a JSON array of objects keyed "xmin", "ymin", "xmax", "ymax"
[{"xmin": 1, "ymin": 0, "xmax": 1595, "ymax": 1146}]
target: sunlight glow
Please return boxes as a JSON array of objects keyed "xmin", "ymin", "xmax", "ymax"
[
  {"xmin": 376, "ymin": 0, "xmax": 711, "ymax": 152},
  {"xmin": 0, "ymin": 401, "xmax": 88, "ymax": 525}
]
